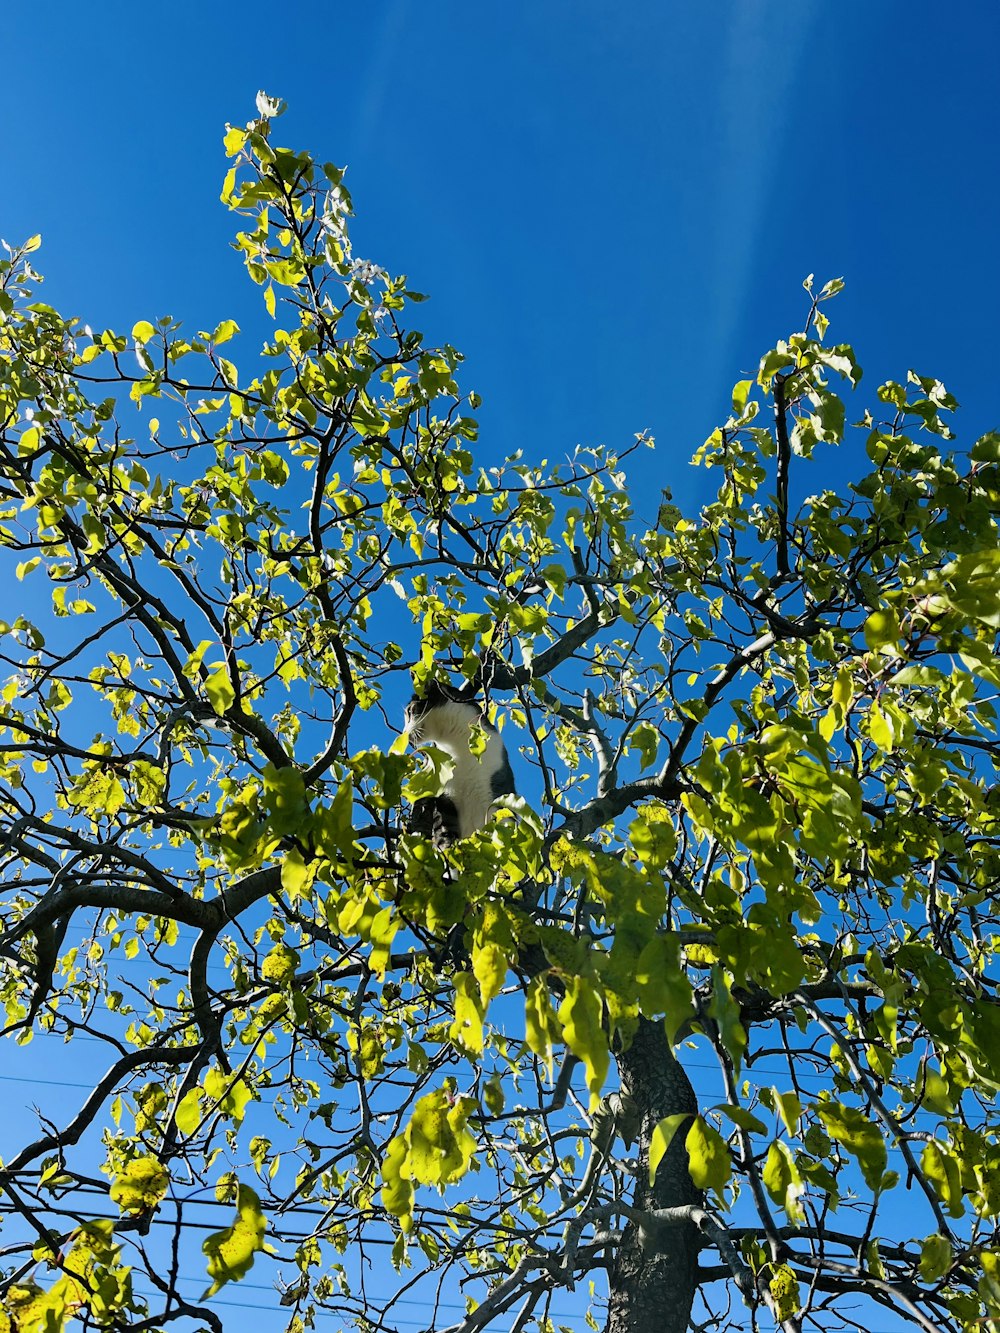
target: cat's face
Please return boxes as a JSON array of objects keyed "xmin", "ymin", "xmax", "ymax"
[{"xmin": 402, "ymin": 677, "xmax": 474, "ymax": 741}]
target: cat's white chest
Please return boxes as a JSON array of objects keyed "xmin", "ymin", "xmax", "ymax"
[
  {"xmin": 406, "ymin": 696, "xmax": 515, "ymax": 840},
  {"xmin": 442, "ymin": 750, "xmax": 496, "ymax": 838}
]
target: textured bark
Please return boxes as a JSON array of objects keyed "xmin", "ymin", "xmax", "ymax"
[{"xmin": 605, "ymin": 1018, "xmax": 701, "ymax": 1333}]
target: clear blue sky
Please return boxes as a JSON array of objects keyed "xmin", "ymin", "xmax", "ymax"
[
  {"xmin": 2, "ymin": 5, "xmax": 998, "ymax": 1330},
  {"xmin": 4, "ymin": 3, "xmax": 1000, "ymax": 518}
]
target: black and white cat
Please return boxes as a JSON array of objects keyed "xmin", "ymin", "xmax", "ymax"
[{"xmin": 404, "ymin": 680, "xmax": 516, "ymax": 845}]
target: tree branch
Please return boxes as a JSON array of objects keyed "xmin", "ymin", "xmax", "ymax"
[{"xmin": 1, "ymin": 1045, "xmax": 200, "ymax": 1175}]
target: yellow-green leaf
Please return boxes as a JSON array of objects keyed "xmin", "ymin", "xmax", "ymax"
[
  {"xmin": 205, "ymin": 664, "xmax": 235, "ymax": 716},
  {"xmin": 472, "ymin": 939, "xmax": 507, "ymax": 1008},
  {"xmin": 868, "ymin": 703, "xmax": 894, "ymax": 752},
  {"xmin": 405, "ymin": 1083, "xmax": 476, "ymax": 1187},
  {"xmin": 768, "ymin": 1263, "xmax": 801, "ymax": 1321},
  {"xmin": 921, "ymin": 1140, "xmax": 965, "ymax": 1218},
  {"xmin": 558, "ymin": 975, "xmax": 609, "ymax": 1107},
  {"xmin": 449, "ymin": 972, "xmax": 485, "ymax": 1055},
  {"xmin": 381, "ymin": 1134, "xmax": 414, "ymax": 1232},
  {"xmin": 648, "ymin": 1113, "xmax": 692, "ymax": 1186},
  {"xmin": 685, "ymin": 1116, "xmax": 732, "ymax": 1192},
  {"xmin": 920, "ymin": 1233, "xmax": 953, "ymax": 1282},
  {"xmin": 110, "ymin": 1155, "xmax": 169, "ymax": 1214},
  {"xmin": 771, "ymin": 1087, "xmax": 802, "ymax": 1137},
  {"xmin": 818, "ymin": 1101, "xmax": 887, "ymax": 1192},
  {"xmin": 202, "ymin": 1183, "xmax": 270, "ymax": 1296},
  {"xmin": 525, "ymin": 974, "xmax": 560, "ymax": 1077},
  {"xmin": 174, "ymin": 1087, "xmax": 203, "ymax": 1137},
  {"xmin": 280, "ymin": 847, "xmax": 315, "ymax": 901},
  {"xmin": 262, "ymin": 943, "xmax": 300, "ymax": 985},
  {"xmin": 762, "ymin": 1139, "xmax": 805, "ymax": 1222},
  {"xmin": 864, "ymin": 608, "xmax": 901, "ymax": 654},
  {"xmin": 223, "ymin": 126, "xmax": 246, "ymax": 156},
  {"xmin": 634, "ymin": 934, "xmax": 695, "ymax": 1043}
]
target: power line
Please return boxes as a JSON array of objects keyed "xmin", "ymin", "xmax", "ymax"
[
  {"xmin": 137, "ymin": 1273, "xmax": 583, "ymax": 1320},
  {"xmin": 133, "ymin": 1287, "xmax": 590, "ymax": 1330},
  {"xmin": 123, "ymin": 1282, "xmax": 923, "ymax": 1333},
  {"xmin": 4, "ymin": 1039, "xmax": 971, "ymax": 1091},
  {"xmin": 0, "ymin": 1072, "xmax": 94, "ymax": 1090}
]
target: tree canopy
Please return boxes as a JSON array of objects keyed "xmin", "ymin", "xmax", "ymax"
[{"xmin": 3, "ymin": 95, "xmax": 1000, "ymax": 1333}]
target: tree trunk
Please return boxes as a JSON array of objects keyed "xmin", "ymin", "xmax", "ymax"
[{"xmin": 605, "ymin": 1018, "xmax": 701, "ymax": 1333}]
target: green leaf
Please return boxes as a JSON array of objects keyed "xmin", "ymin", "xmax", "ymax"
[
  {"xmin": 221, "ymin": 165, "xmax": 238, "ymax": 203},
  {"xmin": 483, "ymin": 1073, "xmax": 505, "ymax": 1116},
  {"xmin": 110, "ymin": 1156, "xmax": 169, "ymax": 1214},
  {"xmin": 281, "ymin": 847, "xmax": 316, "ymax": 901},
  {"xmin": 205, "ymin": 664, "xmax": 235, "ymax": 715},
  {"xmin": 5, "ymin": 1281, "xmax": 62, "ymax": 1330},
  {"xmin": 864, "ymin": 608, "xmax": 901, "ymax": 654},
  {"xmin": 472, "ymin": 939, "xmax": 508, "ymax": 1008},
  {"xmin": 771, "ymin": 1088, "xmax": 802, "ymax": 1137},
  {"xmin": 768, "ymin": 1263, "xmax": 801, "ymax": 1320},
  {"xmin": 629, "ymin": 807, "xmax": 677, "ymax": 870},
  {"xmin": 634, "ymin": 934, "xmax": 695, "ymax": 1043},
  {"xmin": 868, "ymin": 703, "xmax": 894, "ymax": 752},
  {"xmin": 223, "ymin": 125, "xmax": 247, "ymax": 157},
  {"xmin": 818, "ymin": 1101, "xmax": 887, "ymax": 1191},
  {"xmin": 921, "ymin": 1140, "xmax": 965, "ymax": 1218},
  {"xmin": 202, "ymin": 1183, "xmax": 271, "ymax": 1296},
  {"xmin": 920, "ymin": 1233, "xmax": 953, "ymax": 1282},
  {"xmin": 731, "ymin": 379, "xmax": 752, "ymax": 416},
  {"xmin": 182, "ymin": 639, "xmax": 213, "ymax": 677},
  {"xmin": 449, "ymin": 972, "xmax": 485, "ymax": 1055},
  {"xmin": 649, "ymin": 1113, "xmax": 692, "ymax": 1186},
  {"xmin": 525, "ymin": 975, "xmax": 561, "ymax": 1076},
  {"xmin": 709, "ymin": 968, "xmax": 746, "ymax": 1072},
  {"xmin": 262, "ymin": 763, "xmax": 307, "ymax": 835},
  {"xmin": 67, "ymin": 765, "xmax": 126, "ymax": 817},
  {"xmin": 629, "ymin": 721, "xmax": 659, "ymax": 771},
  {"xmin": 762, "ymin": 1139, "xmax": 805, "ymax": 1222},
  {"xmin": 205, "ymin": 1069, "xmax": 254, "ymax": 1125},
  {"xmin": 381, "ymin": 1133, "xmax": 415, "ymax": 1232},
  {"xmin": 714, "ymin": 1104, "xmax": 767, "ymax": 1135},
  {"xmin": 685, "ymin": 1116, "xmax": 731, "ymax": 1192},
  {"xmin": 558, "ymin": 975, "xmax": 609, "ymax": 1107},
  {"xmin": 212, "ymin": 319, "xmax": 240, "ymax": 345},
  {"xmin": 758, "ymin": 344, "xmax": 795, "ymax": 386},
  {"xmin": 809, "ymin": 389, "xmax": 845, "ymax": 442},
  {"xmin": 405, "ymin": 1083, "xmax": 477, "ymax": 1186},
  {"xmin": 941, "ymin": 550, "xmax": 1000, "ymax": 628},
  {"xmin": 262, "ymin": 943, "xmax": 300, "ymax": 985},
  {"xmin": 174, "ymin": 1088, "xmax": 203, "ymax": 1137}
]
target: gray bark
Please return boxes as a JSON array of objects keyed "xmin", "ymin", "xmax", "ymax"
[{"xmin": 605, "ymin": 1018, "xmax": 701, "ymax": 1333}]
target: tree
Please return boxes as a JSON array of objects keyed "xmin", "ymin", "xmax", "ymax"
[{"xmin": 2, "ymin": 94, "xmax": 1000, "ymax": 1333}]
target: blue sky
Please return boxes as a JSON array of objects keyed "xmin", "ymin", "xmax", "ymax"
[
  {"xmin": 4, "ymin": 3, "xmax": 1000, "ymax": 520},
  {"xmin": 3, "ymin": 4, "xmax": 999, "ymax": 1330}
]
